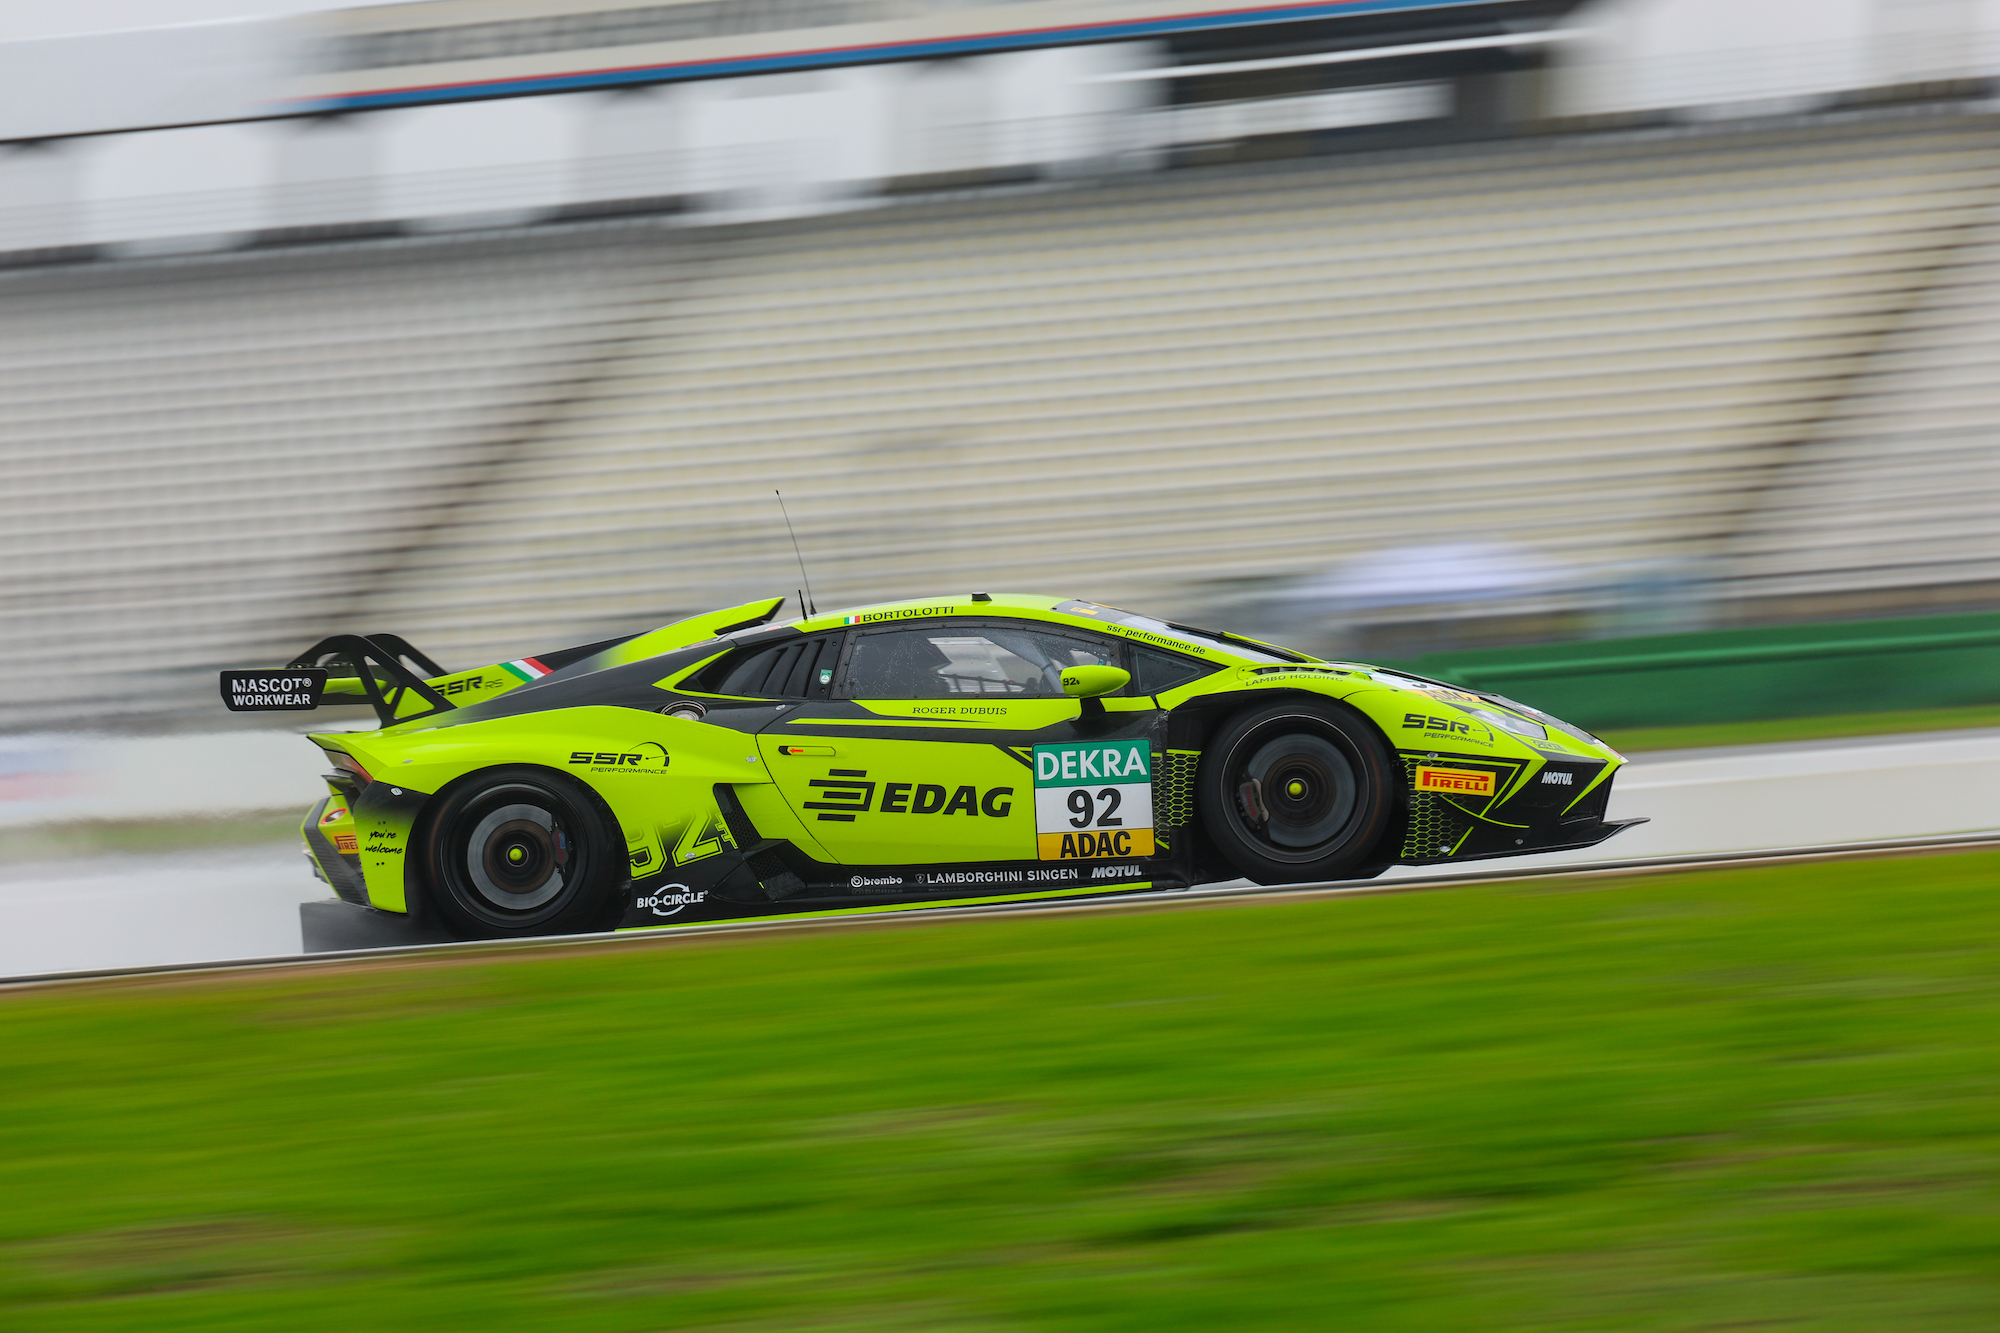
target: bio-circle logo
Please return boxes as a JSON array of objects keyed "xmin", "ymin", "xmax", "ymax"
[{"xmin": 635, "ymin": 883, "xmax": 706, "ymax": 917}]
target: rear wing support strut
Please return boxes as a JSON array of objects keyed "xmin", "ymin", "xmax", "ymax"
[
  {"xmin": 361, "ymin": 632, "xmax": 447, "ymax": 679},
  {"xmin": 288, "ymin": 635, "xmax": 453, "ymax": 728}
]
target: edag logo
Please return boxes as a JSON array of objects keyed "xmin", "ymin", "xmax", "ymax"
[
  {"xmin": 635, "ymin": 884, "xmax": 706, "ymax": 917},
  {"xmin": 569, "ymin": 741, "xmax": 669, "ymax": 773},
  {"xmin": 801, "ymin": 770, "xmax": 1014, "ymax": 823}
]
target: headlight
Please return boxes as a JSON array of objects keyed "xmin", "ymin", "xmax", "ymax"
[
  {"xmin": 1459, "ymin": 706, "xmax": 1547, "ymax": 740},
  {"xmin": 1481, "ymin": 693, "xmax": 1608, "ymax": 749}
]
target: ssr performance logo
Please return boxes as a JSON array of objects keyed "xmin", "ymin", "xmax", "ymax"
[
  {"xmin": 1401, "ymin": 712, "xmax": 1493, "ymax": 745},
  {"xmin": 635, "ymin": 884, "xmax": 706, "ymax": 917},
  {"xmin": 568, "ymin": 741, "xmax": 669, "ymax": 773}
]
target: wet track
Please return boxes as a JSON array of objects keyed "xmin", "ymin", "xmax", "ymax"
[
  {"xmin": 6, "ymin": 832, "xmax": 1998, "ymax": 989},
  {"xmin": 5, "ymin": 728, "xmax": 1998, "ymax": 985}
]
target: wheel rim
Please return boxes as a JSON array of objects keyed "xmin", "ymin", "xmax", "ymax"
[
  {"xmin": 1235, "ymin": 731, "xmax": 1358, "ymax": 855},
  {"xmin": 464, "ymin": 801, "xmax": 570, "ymax": 911}
]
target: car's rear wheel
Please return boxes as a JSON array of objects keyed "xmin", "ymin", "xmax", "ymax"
[
  {"xmin": 1196, "ymin": 700, "xmax": 1398, "ymax": 884},
  {"xmin": 418, "ymin": 766, "xmax": 626, "ymax": 939}
]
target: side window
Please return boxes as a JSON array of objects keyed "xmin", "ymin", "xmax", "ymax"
[
  {"xmin": 1130, "ymin": 646, "xmax": 1212, "ymax": 695},
  {"xmin": 842, "ymin": 625, "xmax": 1118, "ymax": 699},
  {"xmin": 699, "ymin": 635, "xmax": 843, "ymax": 699}
]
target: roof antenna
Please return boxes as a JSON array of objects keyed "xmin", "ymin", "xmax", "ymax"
[{"xmin": 775, "ymin": 490, "xmax": 817, "ymax": 617}]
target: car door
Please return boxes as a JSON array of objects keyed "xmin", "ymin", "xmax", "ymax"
[{"xmin": 757, "ymin": 618, "xmax": 1164, "ymax": 869}]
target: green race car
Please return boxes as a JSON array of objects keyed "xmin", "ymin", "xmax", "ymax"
[{"xmin": 228, "ymin": 594, "xmax": 1643, "ymax": 940}]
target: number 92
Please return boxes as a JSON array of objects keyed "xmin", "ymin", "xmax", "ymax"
[{"xmin": 1066, "ymin": 787, "xmax": 1124, "ymax": 829}]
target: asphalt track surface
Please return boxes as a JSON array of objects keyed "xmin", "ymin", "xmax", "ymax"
[
  {"xmin": 4, "ymin": 726, "xmax": 1996, "ymax": 985},
  {"xmin": 5, "ymin": 831, "xmax": 1996, "ymax": 990}
]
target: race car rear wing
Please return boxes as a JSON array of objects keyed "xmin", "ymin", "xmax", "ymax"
[
  {"xmin": 220, "ymin": 634, "xmax": 455, "ymax": 727},
  {"xmin": 221, "ymin": 597, "xmax": 792, "ymax": 726},
  {"xmin": 289, "ymin": 634, "xmax": 456, "ymax": 727}
]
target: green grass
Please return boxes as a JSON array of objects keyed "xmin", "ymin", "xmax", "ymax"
[
  {"xmin": 5, "ymin": 852, "xmax": 2000, "ymax": 1330},
  {"xmin": 1599, "ymin": 701, "xmax": 2000, "ymax": 753}
]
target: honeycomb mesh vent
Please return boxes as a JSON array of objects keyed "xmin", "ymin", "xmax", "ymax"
[{"xmin": 1156, "ymin": 749, "xmax": 1200, "ymax": 829}]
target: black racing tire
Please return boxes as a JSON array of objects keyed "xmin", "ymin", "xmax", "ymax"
[
  {"xmin": 416, "ymin": 766, "xmax": 627, "ymax": 940},
  {"xmin": 1195, "ymin": 700, "xmax": 1398, "ymax": 885}
]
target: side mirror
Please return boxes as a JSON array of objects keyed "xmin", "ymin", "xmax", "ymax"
[{"xmin": 1061, "ymin": 665, "xmax": 1129, "ymax": 699}]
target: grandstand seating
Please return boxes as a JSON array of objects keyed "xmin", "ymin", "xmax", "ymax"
[
  {"xmin": 371, "ymin": 115, "xmax": 2000, "ymax": 667},
  {"xmin": 5, "ymin": 114, "xmax": 2000, "ymax": 729},
  {"xmin": 1723, "ymin": 199, "xmax": 2000, "ymax": 616},
  {"xmin": 0, "ymin": 227, "xmax": 670, "ymax": 730}
]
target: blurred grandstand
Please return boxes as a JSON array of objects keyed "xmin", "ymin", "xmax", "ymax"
[{"xmin": 4, "ymin": 0, "xmax": 2000, "ymax": 732}]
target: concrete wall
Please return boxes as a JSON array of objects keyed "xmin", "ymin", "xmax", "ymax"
[{"xmin": 1554, "ymin": 0, "xmax": 2000, "ymax": 117}]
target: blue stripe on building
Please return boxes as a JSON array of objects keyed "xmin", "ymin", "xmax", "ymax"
[{"xmin": 312, "ymin": 0, "xmax": 1489, "ymax": 110}]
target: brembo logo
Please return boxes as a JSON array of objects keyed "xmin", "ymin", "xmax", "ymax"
[{"xmin": 636, "ymin": 884, "xmax": 705, "ymax": 917}]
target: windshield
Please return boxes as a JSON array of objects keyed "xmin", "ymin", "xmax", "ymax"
[{"xmin": 1052, "ymin": 601, "xmax": 1311, "ymax": 664}]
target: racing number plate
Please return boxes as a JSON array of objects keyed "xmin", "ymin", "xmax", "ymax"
[{"xmin": 1032, "ymin": 739, "xmax": 1154, "ymax": 860}]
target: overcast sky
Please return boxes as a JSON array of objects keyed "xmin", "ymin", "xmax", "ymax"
[{"xmin": 0, "ymin": 0, "xmax": 392, "ymax": 42}]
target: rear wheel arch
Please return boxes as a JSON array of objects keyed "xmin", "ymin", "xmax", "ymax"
[{"xmin": 411, "ymin": 763, "xmax": 630, "ymax": 939}]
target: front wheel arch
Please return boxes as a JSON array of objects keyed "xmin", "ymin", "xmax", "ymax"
[{"xmin": 1193, "ymin": 698, "xmax": 1400, "ymax": 885}]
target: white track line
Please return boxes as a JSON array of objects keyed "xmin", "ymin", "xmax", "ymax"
[{"xmin": 5, "ymin": 831, "xmax": 1995, "ymax": 991}]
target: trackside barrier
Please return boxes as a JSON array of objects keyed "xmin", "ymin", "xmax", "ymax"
[
  {"xmin": 0, "ymin": 729, "xmax": 337, "ymax": 827},
  {"xmin": 1400, "ymin": 611, "xmax": 2000, "ymax": 730}
]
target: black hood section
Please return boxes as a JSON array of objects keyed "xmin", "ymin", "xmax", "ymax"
[{"xmin": 407, "ymin": 625, "xmax": 808, "ymax": 731}]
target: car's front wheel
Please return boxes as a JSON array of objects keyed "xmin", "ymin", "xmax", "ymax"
[
  {"xmin": 1196, "ymin": 700, "xmax": 1398, "ymax": 884},
  {"xmin": 417, "ymin": 766, "xmax": 626, "ymax": 939}
]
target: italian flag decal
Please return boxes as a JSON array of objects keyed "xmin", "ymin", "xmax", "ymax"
[{"xmin": 500, "ymin": 657, "xmax": 552, "ymax": 683}]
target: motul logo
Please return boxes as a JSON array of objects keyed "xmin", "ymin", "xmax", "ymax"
[{"xmin": 1416, "ymin": 766, "xmax": 1494, "ymax": 796}]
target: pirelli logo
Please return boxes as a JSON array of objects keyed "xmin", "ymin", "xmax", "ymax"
[{"xmin": 1415, "ymin": 766, "xmax": 1494, "ymax": 797}]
